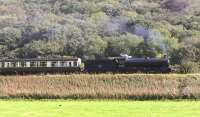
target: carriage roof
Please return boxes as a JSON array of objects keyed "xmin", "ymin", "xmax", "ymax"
[{"xmin": 0, "ymin": 58, "xmax": 80, "ymax": 62}]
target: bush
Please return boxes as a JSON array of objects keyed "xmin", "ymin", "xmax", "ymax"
[
  {"xmin": 161, "ymin": 0, "xmax": 189, "ymax": 12},
  {"xmin": 170, "ymin": 45, "xmax": 200, "ymax": 65},
  {"xmin": 180, "ymin": 60, "xmax": 199, "ymax": 73}
]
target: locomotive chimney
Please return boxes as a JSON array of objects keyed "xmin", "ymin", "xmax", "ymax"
[{"xmin": 163, "ymin": 54, "xmax": 168, "ymax": 59}]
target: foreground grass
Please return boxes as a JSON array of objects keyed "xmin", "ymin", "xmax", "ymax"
[
  {"xmin": 0, "ymin": 100, "xmax": 200, "ymax": 117},
  {"xmin": 0, "ymin": 74, "xmax": 200, "ymax": 99}
]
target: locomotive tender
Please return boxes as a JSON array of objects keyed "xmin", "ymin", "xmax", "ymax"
[{"xmin": 0, "ymin": 55, "xmax": 171, "ymax": 74}]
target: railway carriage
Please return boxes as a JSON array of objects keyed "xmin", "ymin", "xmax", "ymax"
[{"xmin": 0, "ymin": 58, "xmax": 82, "ymax": 74}]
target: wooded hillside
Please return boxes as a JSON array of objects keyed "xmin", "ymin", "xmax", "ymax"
[{"xmin": 0, "ymin": 0, "xmax": 200, "ymax": 72}]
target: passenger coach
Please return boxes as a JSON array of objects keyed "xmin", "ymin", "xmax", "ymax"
[{"xmin": 0, "ymin": 58, "xmax": 82, "ymax": 74}]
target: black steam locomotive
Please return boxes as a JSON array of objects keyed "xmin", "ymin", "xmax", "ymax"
[
  {"xmin": 85, "ymin": 54, "xmax": 171, "ymax": 73},
  {"xmin": 0, "ymin": 55, "xmax": 171, "ymax": 74}
]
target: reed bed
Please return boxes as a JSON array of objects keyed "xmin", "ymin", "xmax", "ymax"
[{"xmin": 0, "ymin": 74, "xmax": 200, "ymax": 100}]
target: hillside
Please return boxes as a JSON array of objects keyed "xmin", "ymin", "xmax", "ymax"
[{"xmin": 0, "ymin": 0, "xmax": 200, "ymax": 72}]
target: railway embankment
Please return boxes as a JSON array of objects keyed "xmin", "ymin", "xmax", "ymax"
[{"xmin": 0, "ymin": 74, "xmax": 200, "ymax": 100}]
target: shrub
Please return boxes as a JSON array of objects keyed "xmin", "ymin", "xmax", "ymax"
[
  {"xmin": 161, "ymin": 0, "xmax": 189, "ymax": 12},
  {"xmin": 101, "ymin": 3, "xmax": 121, "ymax": 17},
  {"xmin": 180, "ymin": 60, "xmax": 199, "ymax": 73}
]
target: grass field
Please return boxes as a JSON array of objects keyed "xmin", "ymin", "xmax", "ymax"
[{"xmin": 0, "ymin": 100, "xmax": 200, "ymax": 117}]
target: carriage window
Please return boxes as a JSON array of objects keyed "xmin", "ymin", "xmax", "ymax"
[
  {"xmin": 69, "ymin": 62, "xmax": 72, "ymax": 67},
  {"xmin": 36, "ymin": 62, "xmax": 40, "ymax": 67},
  {"xmin": 2, "ymin": 62, "xmax": 5, "ymax": 68},
  {"xmin": 60, "ymin": 61, "xmax": 65, "ymax": 67},
  {"xmin": 4, "ymin": 62, "xmax": 10, "ymax": 68},
  {"xmin": 64, "ymin": 62, "xmax": 69, "ymax": 67},
  {"xmin": 7, "ymin": 62, "xmax": 11, "ymax": 68},
  {"xmin": 51, "ymin": 62, "xmax": 57, "ymax": 67},
  {"xmin": 11, "ymin": 62, "xmax": 16, "ymax": 67},
  {"xmin": 21, "ymin": 62, "xmax": 26, "ymax": 67},
  {"xmin": 40, "ymin": 61, "xmax": 47, "ymax": 67},
  {"xmin": 0, "ymin": 62, "xmax": 4, "ymax": 68},
  {"xmin": 16, "ymin": 62, "xmax": 21, "ymax": 67},
  {"xmin": 68, "ymin": 61, "xmax": 74, "ymax": 67},
  {"xmin": 5, "ymin": 62, "xmax": 8, "ymax": 68},
  {"xmin": 30, "ymin": 62, "xmax": 37, "ymax": 67},
  {"xmin": 74, "ymin": 62, "xmax": 77, "ymax": 67},
  {"xmin": 57, "ymin": 61, "xmax": 61, "ymax": 67},
  {"xmin": 4, "ymin": 62, "xmax": 7, "ymax": 68},
  {"xmin": 9, "ymin": 62, "xmax": 14, "ymax": 67},
  {"xmin": 47, "ymin": 61, "xmax": 52, "ymax": 67},
  {"xmin": 26, "ymin": 62, "xmax": 30, "ymax": 67},
  {"xmin": 0, "ymin": 62, "xmax": 5, "ymax": 68}
]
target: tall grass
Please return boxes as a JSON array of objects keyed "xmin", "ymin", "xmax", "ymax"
[{"xmin": 0, "ymin": 74, "xmax": 200, "ymax": 100}]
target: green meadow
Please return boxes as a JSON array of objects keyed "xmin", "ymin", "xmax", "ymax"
[{"xmin": 0, "ymin": 100, "xmax": 199, "ymax": 117}]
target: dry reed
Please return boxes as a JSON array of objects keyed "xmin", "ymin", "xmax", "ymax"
[{"xmin": 0, "ymin": 74, "xmax": 200, "ymax": 100}]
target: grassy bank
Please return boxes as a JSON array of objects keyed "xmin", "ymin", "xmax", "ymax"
[
  {"xmin": 0, "ymin": 74, "xmax": 200, "ymax": 99},
  {"xmin": 0, "ymin": 100, "xmax": 200, "ymax": 117}
]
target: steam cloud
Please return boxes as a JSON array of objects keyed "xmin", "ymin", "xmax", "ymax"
[
  {"xmin": 134, "ymin": 24, "xmax": 167, "ymax": 54},
  {"xmin": 134, "ymin": 25, "xmax": 149, "ymax": 43},
  {"xmin": 101, "ymin": 17, "xmax": 128, "ymax": 36},
  {"xmin": 100, "ymin": 17, "xmax": 168, "ymax": 54}
]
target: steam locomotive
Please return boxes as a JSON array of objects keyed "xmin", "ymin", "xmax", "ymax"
[
  {"xmin": 0, "ymin": 54, "xmax": 171, "ymax": 74},
  {"xmin": 85, "ymin": 54, "xmax": 171, "ymax": 73}
]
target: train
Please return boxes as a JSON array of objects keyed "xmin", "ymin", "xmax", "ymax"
[{"xmin": 0, "ymin": 54, "xmax": 171, "ymax": 74}]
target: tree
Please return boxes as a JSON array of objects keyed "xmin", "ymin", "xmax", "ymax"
[
  {"xmin": 170, "ymin": 45, "xmax": 200, "ymax": 65},
  {"xmin": 0, "ymin": 45, "xmax": 8, "ymax": 57},
  {"xmin": 63, "ymin": 25, "xmax": 85, "ymax": 56},
  {"xmin": 0, "ymin": 27, "xmax": 22, "ymax": 49},
  {"xmin": 134, "ymin": 42, "xmax": 161, "ymax": 57},
  {"xmin": 82, "ymin": 36, "xmax": 107, "ymax": 59},
  {"xmin": 105, "ymin": 34, "xmax": 142, "ymax": 57}
]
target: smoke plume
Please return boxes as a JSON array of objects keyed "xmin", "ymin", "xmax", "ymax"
[
  {"xmin": 100, "ymin": 17, "xmax": 128, "ymax": 36},
  {"xmin": 134, "ymin": 24, "xmax": 167, "ymax": 54},
  {"xmin": 134, "ymin": 24, "xmax": 149, "ymax": 43}
]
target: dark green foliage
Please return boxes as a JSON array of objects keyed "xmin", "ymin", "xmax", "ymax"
[{"xmin": 134, "ymin": 42, "xmax": 161, "ymax": 57}]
